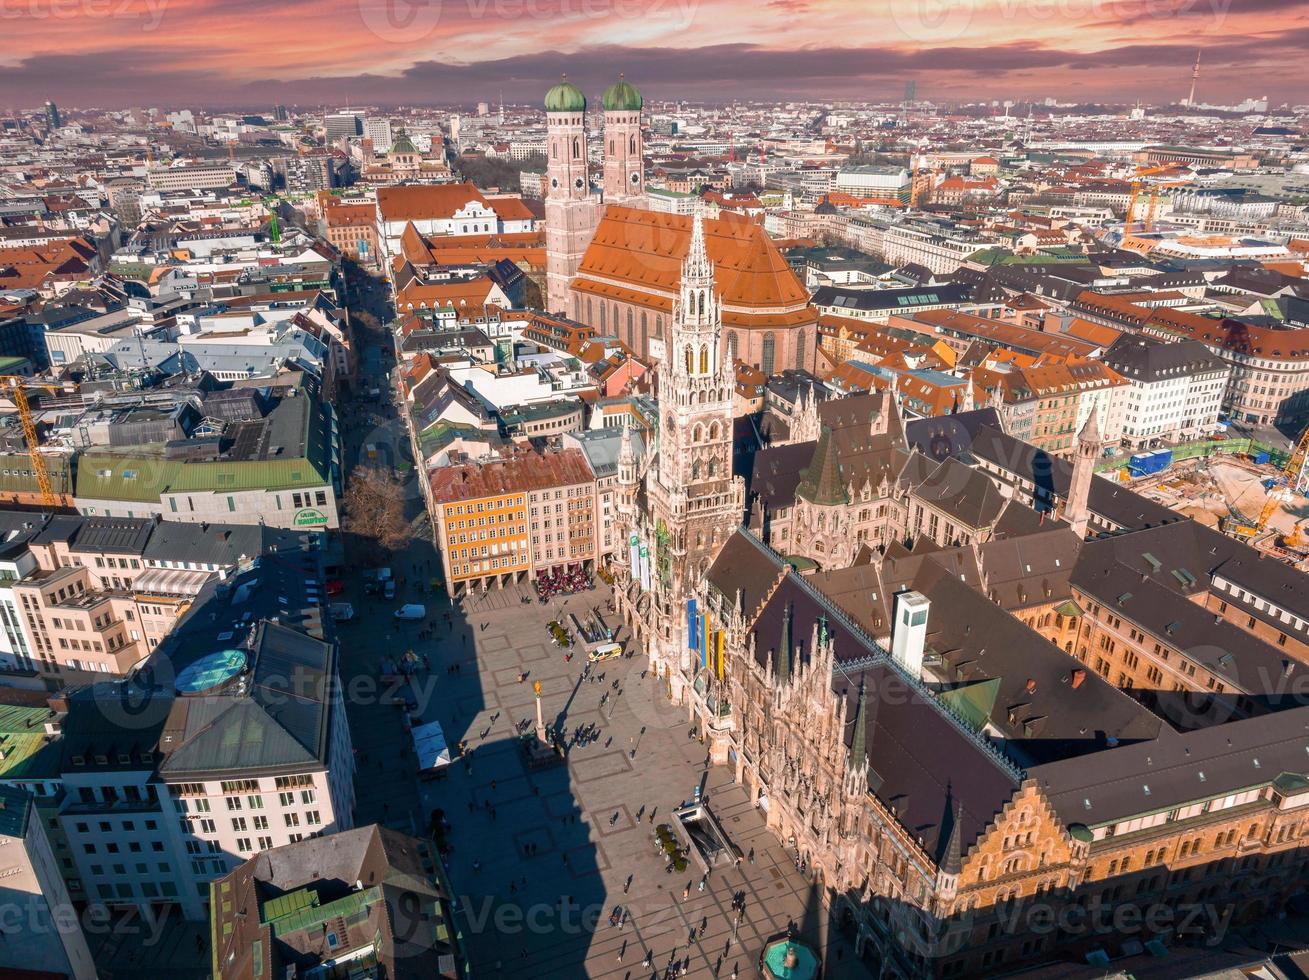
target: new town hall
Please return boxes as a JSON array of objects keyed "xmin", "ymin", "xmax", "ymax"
[{"xmin": 547, "ymin": 80, "xmax": 1309, "ymax": 978}]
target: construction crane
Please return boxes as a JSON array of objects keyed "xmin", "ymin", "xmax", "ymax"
[
  {"xmin": 1144, "ymin": 177, "xmax": 1193, "ymax": 233},
  {"xmin": 1125, "ymin": 163, "xmax": 1174, "ymax": 235},
  {"xmin": 1222, "ymin": 422, "xmax": 1309, "ymax": 540},
  {"xmin": 1282, "ymin": 519, "xmax": 1307, "ymax": 551},
  {"xmin": 1, "ymin": 376, "xmax": 61, "ymax": 508}
]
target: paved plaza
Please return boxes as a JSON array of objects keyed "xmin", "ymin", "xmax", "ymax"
[{"xmin": 335, "ymin": 553, "xmax": 872, "ymax": 978}]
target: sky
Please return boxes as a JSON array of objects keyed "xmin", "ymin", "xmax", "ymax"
[{"xmin": 2, "ymin": 0, "xmax": 1307, "ymax": 109}]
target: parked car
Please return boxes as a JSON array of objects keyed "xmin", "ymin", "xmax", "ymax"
[
  {"xmin": 330, "ymin": 602, "xmax": 354, "ymax": 622},
  {"xmin": 394, "ymin": 604, "xmax": 426, "ymax": 621},
  {"xmin": 383, "ymin": 580, "xmax": 397, "ymax": 600},
  {"xmin": 326, "ymin": 579, "xmax": 345, "ymax": 597}
]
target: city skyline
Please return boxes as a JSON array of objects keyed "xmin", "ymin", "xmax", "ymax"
[{"xmin": 2, "ymin": 0, "xmax": 1306, "ymax": 108}]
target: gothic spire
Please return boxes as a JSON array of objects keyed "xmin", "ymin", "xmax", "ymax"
[
  {"xmin": 939, "ymin": 794, "xmax": 964, "ymax": 875},
  {"xmin": 777, "ymin": 600, "xmax": 792, "ymax": 683},
  {"xmin": 683, "ymin": 201, "xmax": 713, "ymax": 285},
  {"xmin": 849, "ymin": 676, "xmax": 868, "ymax": 770}
]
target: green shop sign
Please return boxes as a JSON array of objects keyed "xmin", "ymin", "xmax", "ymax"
[{"xmin": 293, "ymin": 508, "xmax": 329, "ymax": 527}]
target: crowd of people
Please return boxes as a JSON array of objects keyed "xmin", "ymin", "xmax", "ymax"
[{"xmin": 534, "ymin": 564, "xmax": 592, "ymax": 600}]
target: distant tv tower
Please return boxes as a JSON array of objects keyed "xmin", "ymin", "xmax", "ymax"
[{"xmin": 1185, "ymin": 49, "xmax": 1202, "ymax": 107}]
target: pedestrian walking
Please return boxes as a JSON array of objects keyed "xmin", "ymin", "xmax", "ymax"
[{"xmin": 747, "ymin": 847, "xmax": 755, "ymax": 865}]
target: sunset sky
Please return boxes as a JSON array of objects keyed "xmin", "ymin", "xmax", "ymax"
[{"xmin": 3, "ymin": 0, "xmax": 1306, "ymax": 108}]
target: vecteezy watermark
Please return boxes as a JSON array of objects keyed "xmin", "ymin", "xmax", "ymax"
[
  {"xmin": 0, "ymin": 0, "xmax": 168, "ymax": 30},
  {"xmin": 0, "ymin": 898, "xmax": 173, "ymax": 947},
  {"xmin": 995, "ymin": 897, "xmax": 1235, "ymax": 946},
  {"xmin": 358, "ymin": 0, "xmax": 699, "ymax": 43},
  {"xmin": 889, "ymin": 0, "xmax": 1234, "ymax": 44}
]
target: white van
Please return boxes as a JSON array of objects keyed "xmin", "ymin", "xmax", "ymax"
[
  {"xmin": 394, "ymin": 603, "xmax": 426, "ymax": 621},
  {"xmin": 587, "ymin": 642, "xmax": 623, "ymax": 663}
]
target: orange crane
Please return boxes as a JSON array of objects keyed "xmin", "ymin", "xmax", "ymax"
[
  {"xmin": 1125, "ymin": 163, "xmax": 1173, "ymax": 234},
  {"xmin": 2, "ymin": 376, "xmax": 61, "ymax": 508},
  {"xmin": 1145, "ymin": 177, "xmax": 1193, "ymax": 233},
  {"xmin": 1222, "ymin": 422, "xmax": 1309, "ymax": 540}
]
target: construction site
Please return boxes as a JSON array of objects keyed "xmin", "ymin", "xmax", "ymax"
[{"xmin": 1117, "ymin": 427, "xmax": 1309, "ymax": 569}]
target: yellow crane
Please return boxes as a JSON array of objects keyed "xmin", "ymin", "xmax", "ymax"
[
  {"xmin": 1145, "ymin": 177, "xmax": 1193, "ymax": 233},
  {"xmin": 1, "ymin": 375, "xmax": 61, "ymax": 508},
  {"xmin": 1125, "ymin": 163, "xmax": 1174, "ymax": 235},
  {"xmin": 1222, "ymin": 422, "xmax": 1309, "ymax": 540}
]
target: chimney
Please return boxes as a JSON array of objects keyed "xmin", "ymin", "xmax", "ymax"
[
  {"xmin": 1071, "ymin": 668, "xmax": 1086, "ymax": 689},
  {"xmin": 891, "ymin": 590, "xmax": 930, "ymax": 679}
]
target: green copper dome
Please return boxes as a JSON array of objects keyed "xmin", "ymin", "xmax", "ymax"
[
  {"xmin": 602, "ymin": 75, "xmax": 643, "ymax": 111},
  {"xmin": 544, "ymin": 76, "xmax": 587, "ymax": 113},
  {"xmin": 389, "ymin": 127, "xmax": 418, "ymax": 155}
]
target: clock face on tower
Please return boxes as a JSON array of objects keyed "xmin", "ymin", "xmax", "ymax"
[
  {"xmin": 630, "ymin": 172, "xmax": 640, "ymax": 184},
  {"xmin": 550, "ymin": 177, "xmax": 559, "ymax": 189},
  {"xmin": 665, "ymin": 412, "xmax": 675, "ymax": 436},
  {"xmin": 574, "ymin": 177, "xmax": 584, "ymax": 189}
]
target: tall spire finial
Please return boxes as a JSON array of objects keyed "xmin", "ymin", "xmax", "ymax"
[
  {"xmin": 849, "ymin": 676, "xmax": 868, "ymax": 771},
  {"xmin": 683, "ymin": 200, "xmax": 712, "ymax": 285},
  {"xmin": 776, "ymin": 601, "xmax": 792, "ymax": 684},
  {"xmin": 619, "ymin": 411, "xmax": 634, "ymax": 459}
]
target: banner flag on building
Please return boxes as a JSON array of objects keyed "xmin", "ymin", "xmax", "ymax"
[
  {"xmin": 629, "ymin": 533, "xmax": 639, "ymax": 578},
  {"xmin": 687, "ymin": 598, "xmax": 699, "ymax": 652},
  {"xmin": 699, "ymin": 613, "xmax": 709, "ymax": 670},
  {"xmin": 639, "ymin": 544, "xmax": 650, "ymax": 592}
]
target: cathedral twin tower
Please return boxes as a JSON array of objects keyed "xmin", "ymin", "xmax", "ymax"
[{"xmin": 543, "ymin": 74, "xmax": 646, "ymax": 314}]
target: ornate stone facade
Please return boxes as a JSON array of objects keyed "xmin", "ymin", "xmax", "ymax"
[{"xmin": 612, "ymin": 206, "xmax": 745, "ymax": 709}]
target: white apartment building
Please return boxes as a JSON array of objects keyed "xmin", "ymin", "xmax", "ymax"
[
  {"xmin": 0, "ymin": 785, "xmax": 97, "ymax": 980},
  {"xmin": 145, "ymin": 163, "xmax": 237, "ymax": 192},
  {"xmin": 848, "ymin": 217, "xmax": 985, "ymax": 275},
  {"xmin": 50, "ymin": 554, "xmax": 355, "ymax": 922},
  {"xmin": 1102, "ymin": 336, "xmax": 1229, "ymax": 448},
  {"xmin": 363, "ymin": 116, "xmax": 393, "ymax": 149},
  {"xmin": 374, "ymin": 183, "xmax": 536, "ymax": 262},
  {"xmin": 0, "ymin": 535, "xmax": 38, "ymax": 670},
  {"xmin": 1074, "ymin": 377, "xmax": 1131, "ymax": 450},
  {"xmin": 835, "ymin": 165, "xmax": 909, "ymax": 196}
]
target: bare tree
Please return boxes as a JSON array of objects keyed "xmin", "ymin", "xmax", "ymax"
[{"xmin": 343, "ymin": 466, "xmax": 409, "ymax": 555}]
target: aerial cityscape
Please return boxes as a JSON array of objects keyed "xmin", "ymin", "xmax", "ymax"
[{"xmin": 3, "ymin": 3, "xmax": 1309, "ymax": 979}]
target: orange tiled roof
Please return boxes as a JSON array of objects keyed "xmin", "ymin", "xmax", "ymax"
[
  {"xmin": 1062, "ymin": 318, "xmax": 1123, "ymax": 347},
  {"xmin": 484, "ymin": 196, "xmax": 537, "ymax": 222},
  {"xmin": 377, "ymin": 182, "xmax": 489, "ymax": 222},
  {"xmin": 395, "ymin": 277, "xmax": 496, "ymax": 312},
  {"xmin": 574, "ymin": 205, "xmax": 812, "ymax": 314},
  {"xmin": 324, "ymin": 202, "xmax": 376, "ymax": 228}
]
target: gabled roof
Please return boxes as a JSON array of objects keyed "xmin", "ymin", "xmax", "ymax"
[
  {"xmin": 377, "ymin": 182, "xmax": 490, "ymax": 222},
  {"xmin": 911, "ymin": 456, "xmax": 1009, "ymax": 531},
  {"xmin": 573, "ymin": 206, "xmax": 814, "ymax": 324}
]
